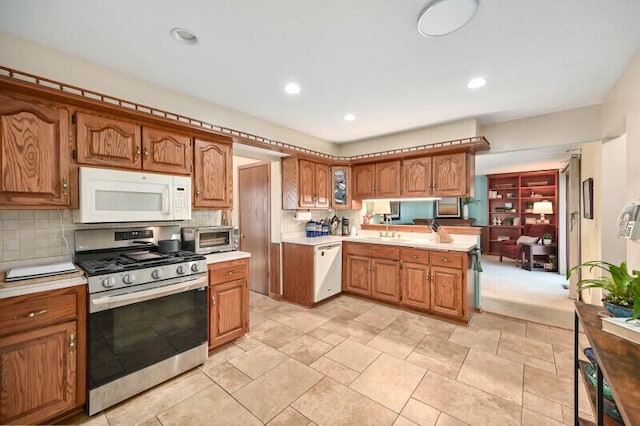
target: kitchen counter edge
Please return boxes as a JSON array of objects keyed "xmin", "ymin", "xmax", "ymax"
[
  {"xmin": 205, "ymin": 251, "xmax": 252, "ymax": 264},
  {"xmin": 282, "ymin": 236, "xmax": 476, "ymax": 252},
  {"xmin": 0, "ymin": 276, "xmax": 88, "ymax": 299}
]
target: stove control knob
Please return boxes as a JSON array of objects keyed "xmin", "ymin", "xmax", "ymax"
[
  {"xmin": 122, "ymin": 273, "xmax": 136, "ymax": 285},
  {"xmin": 176, "ymin": 265, "xmax": 186, "ymax": 275},
  {"xmin": 151, "ymin": 269, "xmax": 163, "ymax": 280},
  {"xmin": 191, "ymin": 263, "xmax": 200, "ymax": 273},
  {"xmin": 102, "ymin": 277, "xmax": 115, "ymax": 288}
]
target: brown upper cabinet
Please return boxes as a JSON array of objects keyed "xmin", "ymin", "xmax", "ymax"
[
  {"xmin": 353, "ymin": 160, "xmax": 401, "ymax": 199},
  {"xmin": 76, "ymin": 112, "xmax": 192, "ymax": 175},
  {"xmin": 402, "ymin": 152, "xmax": 469, "ymax": 198},
  {"xmin": 331, "ymin": 166, "xmax": 361, "ymax": 210},
  {"xmin": 0, "ymin": 93, "xmax": 71, "ymax": 207},
  {"xmin": 193, "ymin": 137, "xmax": 232, "ymax": 209},
  {"xmin": 282, "ymin": 157, "xmax": 331, "ymax": 209}
]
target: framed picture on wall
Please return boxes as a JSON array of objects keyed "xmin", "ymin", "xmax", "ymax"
[
  {"xmin": 583, "ymin": 178, "xmax": 594, "ymax": 219},
  {"xmin": 435, "ymin": 198, "xmax": 461, "ymax": 218},
  {"xmin": 389, "ymin": 201, "xmax": 401, "ymax": 219}
]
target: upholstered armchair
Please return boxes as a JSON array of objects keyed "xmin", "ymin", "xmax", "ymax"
[{"xmin": 499, "ymin": 224, "xmax": 556, "ymax": 264}]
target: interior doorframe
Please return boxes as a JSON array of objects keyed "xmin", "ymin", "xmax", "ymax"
[
  {"xmin": 238, "ymin": 161, "xmax": 271, "ymax": 295},
  {"xmin": 564, "ymin": 154, "xmax": 581, "ymax": 300}
]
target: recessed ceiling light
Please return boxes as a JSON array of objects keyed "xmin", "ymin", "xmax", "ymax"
[
  {"xmin": 170, "ymin": 28, "xmax": 198, "ymax": 45},
  {"xmin": 418, "ymin": 0, "xmax": 479, "ymax": 37},
  {"xmin": 344, "ymin": 114, "xmax": 356, "ymax": 122},
  {"xmin": 467, "ymin": 77, "xmax": 486, "ymax": 89},
  {"xmin": 284, "ymin": 82, "xmax": 301, "ymax": 95}
]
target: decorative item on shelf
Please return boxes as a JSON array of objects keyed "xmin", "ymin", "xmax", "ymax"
[
  {"xmin": 506, "ymin": 192, "xmax": 514, "ymax": 198},
  {"xmin": 533, "ymin": 200, "xmax": 553, "ymax": 223},
  {"xmin": 494, "ymin": 183, "xmax": 513, "ymax": 189},
  {"xmin": 362, "ymin": 212, "xmax": 373, "ymax": 224},
  {"xmin": 496, "ymin": 236, "xmax": 510, "ymax": 241},
  {"xmin": 542, "ymin": 232, "xmax": 552, "ymax": 245},
  {"xmin": 525, "ymin": 217, "xmax": 537, "ymax": 224},
  {"xmin": 460, "ymin": 197, "xmax": 478, "ymax": 220},
  {"xmin": 496, "ymin": 194, "xmax": 503, "ymax": 199},
  {"xmin": 488, "ymin": 190, "xmax": 498, "ymax": 199},
  {"xmin": 513, "ymin": 217, "xmax": 520, "ymax": 226},
  {"xmin": 527, "ymin": 180, "xmax": 548, "ymax": 187},
  {"xmin": 567, "ymin": 260, "xmax": 640, "ymax": 320},
  {"xmin": 504, "ymin": 202, "xmax": 513, "ymax": 209},
  {"xmin": 495, "ymin": 207, "xmax": 508, "ymax": 212},
  {"xmin": 503, "ymin": 217, "xmax": 514, "ymax": 226}
]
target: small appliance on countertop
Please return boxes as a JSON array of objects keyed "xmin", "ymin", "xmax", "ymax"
[
  {"xmin": 181, "ymin": 226, "xmax": 239, "ymax": 254},
  {"xmin": 341, "ymin": 217, "xmax": 350, "ymax": 236}
]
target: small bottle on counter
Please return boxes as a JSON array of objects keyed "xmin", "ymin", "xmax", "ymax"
[
  {"xmin": 306, "ymin": 220, "xmax": 315, "ymax": 238},
  {"xmin": 322, "ymin": 221, "xmax": 329, "ymax": 236}
]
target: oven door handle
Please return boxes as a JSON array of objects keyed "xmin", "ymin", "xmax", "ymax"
[{"xmin": 91, "ymin": 277, "xmax": 207, "ymax": 309}]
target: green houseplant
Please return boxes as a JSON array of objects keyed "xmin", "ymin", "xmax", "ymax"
[
  {"xmin": 542, "ymin": 232, "xmax": 552, "ymax": 244},
  {"xmin": 567, "ymin": 260, "xmax": 640, "ymax": 320}
]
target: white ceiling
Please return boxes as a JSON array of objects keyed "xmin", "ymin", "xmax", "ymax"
[{"xmin": 0, "ymin": 0, "xmax": 639, "ymax": 143}]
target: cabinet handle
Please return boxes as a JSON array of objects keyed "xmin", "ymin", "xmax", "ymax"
[
  {"xmin": 69, "ymin": 333, "xmax": 76, "ymax": 349},
  {"xmin": 14, "ymin": 309, "xmax": 48, "ymax": 319},
  {"xmin": 144, "ymin": 149, "xmax": 149, "ymax": 158},
  {"xmin": 412, "ymin": 255, "xmax": 419, "ymax": 259},
  {"xmin": 442, "ymin": 258, "xmax": 450, "ymax": 262},
  {"xmin": 196, "ymin": 188, "xmax": 201, "ymax": 198},
  {"xmin": 228, "ymin": 271, "xmax": 234, "ymax": 276},
  {"xmin": 62, "ymin": 179, "xmax": 69, "ymax": 190},
  {"xmin": 135, "ymin": 147, "xmax": 141, "ymax": 158},
  {"xmin": 211, "ymin": 296, "xmax": 216, "ymax": 306}
]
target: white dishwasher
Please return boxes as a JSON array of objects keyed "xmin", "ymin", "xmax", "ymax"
[{"xmin": 314, "ymin": 242, "xmax": 342, "ymax": 302}]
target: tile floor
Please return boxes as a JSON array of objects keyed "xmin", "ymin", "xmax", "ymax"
[{"xmin": 65, "ymin": 292, "xmax": 595, "ymax": 426}]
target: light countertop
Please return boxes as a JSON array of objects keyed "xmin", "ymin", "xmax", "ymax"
[
  {"xmin": 0, "ymin": 275, "xmax": 87, "ymax": 299},
  {"xmin": 281, "ymin": 236, "xmax": 345, "ymax": 246},
  {"xmin": 205, "ymin": 251, "xmax": 252, "ymax": 264},
  {"xmin": 282, "ymin": 234, "xmax": 476, "ymax": 252}
]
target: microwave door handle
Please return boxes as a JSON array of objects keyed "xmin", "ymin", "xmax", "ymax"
[{"xmin": 163, "ymin": 187, "xmax": 170, "ymax": 214}]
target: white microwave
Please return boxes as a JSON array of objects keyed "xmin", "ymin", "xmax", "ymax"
[{"xmin": 74, "ymin": 167, "xmax": 191, "ymax": 223}]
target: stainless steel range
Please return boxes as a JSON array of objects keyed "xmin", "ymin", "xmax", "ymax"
[{"xmin": 75, "ymin": 226, "xmax": 208, "ymax": 415}]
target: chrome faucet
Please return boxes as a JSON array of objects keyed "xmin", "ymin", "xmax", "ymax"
[{"xmin": 384, "ymin": 215, "xmax": 394, "ymax": 238}]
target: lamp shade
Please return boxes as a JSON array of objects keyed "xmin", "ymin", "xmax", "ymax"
[
  {"xmin": 371, "ymin": 201, "xmax": 391, "ymax": 215},
  {"xmin": 532, "ymin": 201, "xmax": 553, "ymax": 214}
]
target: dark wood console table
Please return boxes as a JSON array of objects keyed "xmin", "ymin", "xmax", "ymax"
[
  {"xmin": 574, "ymin": 302, "xmax": 640, "ymax": 425},
  {"xmin": 521, "ymin": 243, "xmax": 557, "ymax": 271}
]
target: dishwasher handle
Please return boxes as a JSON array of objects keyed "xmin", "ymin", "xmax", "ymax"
[{"xmin": 316, "ymin": 243, "xmax": 342, "ymax": 251}]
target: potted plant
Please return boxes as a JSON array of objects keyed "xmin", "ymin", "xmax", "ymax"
[
  {"xmin": 567, "ymin": 260, "xmax": 640, "ymax": 319},
  {"xmin": 461, "ymin": 197, "xmax": 478, "ymax": 220},
  {"xmin": 542, "ymin": 232, "xmax": 552, "ymax": 245}
]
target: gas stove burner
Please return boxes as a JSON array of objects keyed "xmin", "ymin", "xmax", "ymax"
[{"xmin": 123, "ymin": 251, "xmax": 168, "ymax": 262}]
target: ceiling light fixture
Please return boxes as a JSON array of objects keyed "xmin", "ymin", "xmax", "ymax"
[
  {"xmin": 417, "ymin": 0, "xmax": 479, "ymax": 37},
  {"xmin": 170, "ymin": 28, "xmax": 198, "ymax": 45},
  {"xmin": 284, "ymin": 82, "xmax": 301, "ymax": 95},
  {"xmin": 344, "ymin": 113, "xmax": 356, "ymax": 122},
  {"xmin": 467, "ymin": 77, "xmax": 486, "ymax": 89}
]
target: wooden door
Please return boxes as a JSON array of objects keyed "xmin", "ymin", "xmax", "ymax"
[
  {"xmin": 375, "ymin": 160, "xmax": 401, "ymax": 197},
  {"xmin": 401, "ymin": 262, "xmax": 431, "ymax": 309},
  {"xmin": 193, "ymin": 138, "xmax": 232, "ymax": 208},
  {"xmin": 0, "ymin": 321, "xmax": 76, "ymax": 425},
  {"xmin": 314, "ymin": 163, "xmax": 331, "ymax": 208},
  {"xmin": 345, "ymin": 255, "xmax": 371, "ymax": 296},
  {"xmin": 238, "ymin": 163, "xmax": 270, "ymax": 295},
  {"xmin": 403, "ymin": 157, "xmax": 432, "ymax": 197},
  {"xmin": 209, "ymin": 279, "xmax": 248, "ymax": 349},
  {"xmin": 142, "ymin": 127, "xmax": 192, "ymax": 175},
  {"xmin": 76, "ymin": 112, "xmax": 141, "ymax": 170},
  {"xmin": 298, "ymin": 159, "xmax": 316, "ymax": 208},
  {"xmin": 371, "ymin": 258, "xmax": 400, "ymax": 302},
  {"xmin": 0, "ymin": 95, "xmax": 70, "ymax": 207},
  {"xmin": 432, "ymin": 153, "xmax": 467, "ymax": 197},
  {"xmin": 430, "ymin": 266, "xmax": 464, "ymax": 318},
  {"xmin": 352, "ymin": 164, "xmax": 375, "ymax": 199}
]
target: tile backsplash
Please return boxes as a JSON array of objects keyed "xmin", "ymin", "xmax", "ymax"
[
  {"xmin": 0, "ymin": 210, "xmax": 222, "ymax": 263},
  {"xmin": 280, "ymin": 209, "xmax": 361, "ymax": 238}
]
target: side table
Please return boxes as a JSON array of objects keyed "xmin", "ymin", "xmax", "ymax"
[{"xmin": 521, "ymin": 243, "xmax": 557, "ymax": 271}]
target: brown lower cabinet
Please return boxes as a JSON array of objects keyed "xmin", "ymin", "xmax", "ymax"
[
  {"xmin": 343, "ymin": 242, "xmax": 472, "ymax": 323},
  {"xmin": 208, "ymin": 258, "xmax": 249, "ymax": 350},
  {"xmin": 0, "ymin": 285, "xmax": 86, "ymax": 425}
]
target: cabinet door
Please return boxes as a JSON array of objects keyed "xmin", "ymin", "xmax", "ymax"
[
  {"xmin": 298, "ymin": 159, "xmax": 316, "ymax": 208},
  {"xmin": 430, "ymin": 266, "xmax": 464, "ymax": 318},
  {"xmin": 401, "ymin": 262, "xmax": 431, "ymax": 310},
  {"xmin": 76, "ymin": 112, "xmax": 142, "ymax": 170},
  {"xmin": 193, "ymin": 138, "xmax": 232, "ymax": 208},
  {"xmin": 142, "ymin": 127, "xmax": 192, "ymax": 175},
  {"xmin": 432, "ymin": 153, "xmax": 467, "ymax": 197},
  {"xmin": 0, "ymin": 95, "xmax": 70, "ymax": 207},
  {"xmin": 345, "ymin": 255, "xmax": 371, "ymax": 296},
  {"xmin": 352, "ymin": 164, "xmax": 375, "ymax": 199},
  {"xmin": 209, "ymin": 279, "xmax": 248, "ymax": 349},
  {"xmin": 0, "ymin": 321, "xmax": 76, "ymax": 425},
  {"xmin": 371, "ymin": 259, "xmax": 400, "ymax": 302},
  {"xmin": 375, "ymin": 160, "xmax": 401, "ymax": 198},
  {"xmin": 314, "ymin": 163, "xmax": 331, "ymax": 208},
  {"xmin": 403, "ymin": 157, "xmax": 432, "ymax": 197}
]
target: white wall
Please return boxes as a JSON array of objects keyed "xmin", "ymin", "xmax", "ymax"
[{"xmin": 600, "ymin": 135, "xmax": 627, "ymax": 265}]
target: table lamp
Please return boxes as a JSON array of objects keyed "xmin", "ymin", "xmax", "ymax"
[
  {"xmin": 533, "ymin": 200, "xmax": 553, "ymax": 223},
  {"xmin": 371, "ymin": 201, "xmax": 391, "ymax": 221}
]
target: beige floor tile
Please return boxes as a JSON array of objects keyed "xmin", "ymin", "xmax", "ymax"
[
  {"xmin": 202, "ymin": 344, "xmax": 245, "ymax": 368},
  {"xmin": 279, "ymin": 334, "xmax": 333, "ymax": 364},
  {"xmin": 390, "ymin": 312, "xmax": 456, "ymax": 340},
  {"xmin": 470, "ymin": 313, "xmax": 527, "ymax": 337},
  {"xmin": 308, "ymin": 327, "xmax": 331, "ymax": 340},
  {"xmin": 202, "ymin": 361, "xmax": 252, "ymax": 393},
  {"xmin": 435, "ymin": 413, "xmax": 469, "ymax": 426},
  {"xmin": 276, "ymin": 303, "xmax": 310, "ymax": 317},
  {"xmin": 499, "ymin": 332, "xmax": 555, "ymax": 362},
  {"xmin": 234, "ymin": 334, "xmax": 262, "ymax": 351},
  {"xmin": 310, "ymin": 356, "xmax": 360, "ymax": 385},
  {"xmin": 325, "ymin": 339, "xmax": 381, "ymax": 372},
  {"xmin": 412, "ymin": 372, "xmax": 521, "ymax": 426},
  {"xmin": 457, "ymin": 350, "xmax": 524, "ymax": 405},
  {"xmin": 448, "ymin": 326, "xmax": 501, "ymax": 354},
  {"xmin": 350, "ymin": 353, "xmax": 427, "ymax": 412},
  {"xmin": 320, "ymin": 317, "xmax": 379, "ymax": 344},
  {"xmin": 496, "ymin": 347, "xmax": 557, "ymax": 374},
  {"xmin": 157, "ymin": 382, "xmax": 260, "ymax": 425},
  {"xmin": 522, "ymin": 408, "xmax": 564, "ymax": 426},
  {"xmin": 403, "ymin": 328, "xmax": 426, "ymax": 341},
  {"xmin": 137, "ymin": 417, "xmax": 161, "ymax": 426},
  {"xmin": 233, "ymin": 358, "xmax": 323, "ymax": 423},
  {"xmin": 250, "ymin": 319, "xmax": 303, "ymax": 348},
  {"xmin": 413, "ymin": 336, "xmax": 469, "ymax": 367},
  {"xmin": 367, "ymin": 329, "xmax": 420, "ymax": 359},
  {"xmin": 354, "ymin": 305, "xmax": 403, "ymax": 329},
  {"xmin": 400, "ymin": 398, "xmax": 440, "ymax": 426},
  {"xmin": 280, "ymin": 310, "xmax": 333, "ymax": 333},
  {"xmin": 61, "ymin": 411, "xmax": 110, "ymax": 426},
  {"xmin": 292, "ymin": 377, "xmax": 398, "ymax": 426},
  {"xmin": 394, "ymin": 417, "xmax": 419, "ymax": 426},
  {"xmin": 553, "ymin": 344, "xmax": 576, "ymax": 378},
  {"xmin": 323, "ymin": 305, "xmax": 361, "ymax": 320},
  {"xmin": 105, "ymin": 370, "xmax": 213, "ymax": 425},
  {"xmin": 229, "ymin": 343, "xmax": 288, "ymax": 379},
  {"xmin": 267, "ymin": 406, "xmax": 313, "ymax": 426},
  {"xmin": 523, "ymin": 365, "xmax": 572, "ymax": 406},
  {"xmin": 526, "ymin": 323, "xmax": 573, "ymax": 348},
  {"xmin": 523, "ymin": 392, "xmax": 564, "ymax": 422},
  {"xmin": 405, "ymin": 351, "xmax": 460, "ymax": 379},
  {"xmin": 321, "ymin": 332, "xmax": 347, "ymax": 346},
  {"xmin": 561, "ymin": 404, "xmax": 594, "ymax": 424}
]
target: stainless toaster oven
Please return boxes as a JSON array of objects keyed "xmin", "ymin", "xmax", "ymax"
[{"xmin": 181, "ymin": 226, "xmax": 239, "ymax": 254}]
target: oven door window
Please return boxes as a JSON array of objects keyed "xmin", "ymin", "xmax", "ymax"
[
  {"xmin": 88, "ymin": 287, "xmax": 207, "ymax": 389},
  {"xmin": 199, "ymin": 231, "xmax": 230, "ymax": 249}
]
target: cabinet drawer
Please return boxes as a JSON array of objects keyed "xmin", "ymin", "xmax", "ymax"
[
  {"xmin": 401, "ymin": 248, "xmax": 430, "ymax": 265},
  {"xmin": 430, "ymin": 251, "xmax": 463, "ymax": 269},
  {"xmin": 0, "ymin": 289, "xmax": 79, "ymax": 337},
  {"xmin": 345, "ymin": 243, "xmax": 400, "ymax": 260},
  {"xmin": 209, "ymin": 259, "xmax": 248, "ymax": 284}
]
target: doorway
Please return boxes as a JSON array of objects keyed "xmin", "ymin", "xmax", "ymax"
[
  {"xmin": 565, "ymin": 154, "xmax": 581, "ymax": 300},
  {"xmin": 238, "ymin": 163, "xmax": 270, "ymax": 295}
]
